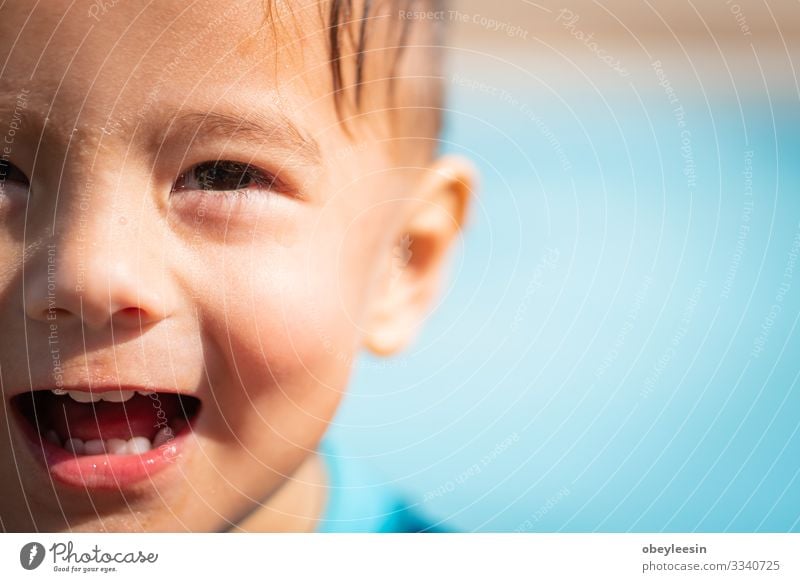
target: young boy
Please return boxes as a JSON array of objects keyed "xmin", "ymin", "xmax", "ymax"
[{"xmin": 0, "ymin": 0, "xmax": 474, "ymax": 532}]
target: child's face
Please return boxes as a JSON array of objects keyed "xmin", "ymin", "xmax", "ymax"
[{"xmin": 0, "ymin": 1, "xmax": 471, "ymax": 531}]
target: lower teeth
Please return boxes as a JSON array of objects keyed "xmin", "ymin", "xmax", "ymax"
[{"xmin": 44, "ymin": 426, "xmax": 182, "ymax": 456}]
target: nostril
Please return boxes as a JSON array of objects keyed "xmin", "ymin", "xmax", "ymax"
[
  {"xmin": 119, "ymin": 308, "xmax": 142, "ymax": 316},
  {"xmin": 41, "ymin": 307, "xmax": 73, "ymax": 321},
  {"xmin": 113, "ymin": 307, "xmax": 150, "ymax": 324}
]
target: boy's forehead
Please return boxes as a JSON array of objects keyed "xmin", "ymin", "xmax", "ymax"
[{"xmin": 0, "ymin": 0, "xmax": 331, "ymax": 123}]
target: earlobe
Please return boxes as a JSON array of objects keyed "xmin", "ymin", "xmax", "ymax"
[{"xmin": 364, "ymin": 155, "xmax": 476, "ymax": 356}]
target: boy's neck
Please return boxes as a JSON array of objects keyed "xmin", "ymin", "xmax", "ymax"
[{"xmin": 231, "ymin": 452, "xmax": 327, "ymax": 532}]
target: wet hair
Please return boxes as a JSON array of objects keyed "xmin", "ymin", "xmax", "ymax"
[
  {"xmin": 327, "ymin": 0, "xmax": 445, "ymax": 115},
  {"xmin": 269, "ymin": 0, "xmax": 446, "ymax": 148}
]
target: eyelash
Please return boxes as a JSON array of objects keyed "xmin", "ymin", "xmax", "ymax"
[
  {"xmin": 0, "ymin": 160, "xmax": 30, "ymax": 190},
  {"xmin": 172, "ymin": 160, "xmax": 290, "ymax": 199}
]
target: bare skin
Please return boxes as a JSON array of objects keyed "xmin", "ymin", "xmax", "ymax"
[{"xmin": 0, "ymin": 0, "xmax": 473, "ymax": 532}]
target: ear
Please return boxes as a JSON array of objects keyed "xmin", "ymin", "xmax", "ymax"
[{"xmin": 364, "ymin": 155, "xmax": 476, "ymax": 356}]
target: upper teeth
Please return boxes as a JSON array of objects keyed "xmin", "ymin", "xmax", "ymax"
[{"xmin": 51, "ymin": 389, "xmax": 135, "ymax": 403}]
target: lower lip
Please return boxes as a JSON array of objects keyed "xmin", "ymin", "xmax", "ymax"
[{"xmin": 15, "ymin": 408, "xmax": 192, "ymax": 490}]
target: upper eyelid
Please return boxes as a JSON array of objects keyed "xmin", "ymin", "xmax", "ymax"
[{"xmin": 160, "ymin": 111, "xmax": 322, "ymax": 169}]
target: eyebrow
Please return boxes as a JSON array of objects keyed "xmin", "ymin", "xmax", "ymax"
[{"xmin": 163, "ymin": 109, "xmax": 322, "ymax": 167}]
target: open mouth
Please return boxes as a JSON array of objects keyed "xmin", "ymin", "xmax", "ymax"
[{"xmin": 10, "ymin": 388, "xmax": 201, "ymax": 489}]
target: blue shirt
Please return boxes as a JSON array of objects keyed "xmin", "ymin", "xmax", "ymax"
[{"xmin": 316, "ymin": 441, "xmax": 446, "ymax": 533}]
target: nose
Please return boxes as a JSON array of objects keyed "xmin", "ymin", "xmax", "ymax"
[{"xmin": 24, "ymin": 225, "xmax": 172, "ymax": 331}]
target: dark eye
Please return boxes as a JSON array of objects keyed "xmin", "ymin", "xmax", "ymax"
[
  {"xmin": 0, "ymin": 160, "xmax": 30, "ymax": 194},
  {"xmin": 173, "ymin": 161, "xmax": 283, "ymax": 193}
]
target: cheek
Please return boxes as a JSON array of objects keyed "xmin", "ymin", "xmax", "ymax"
[
  {"xmin": 193, "ymin": 245, "xmax": 355, "ymax": 455},
  {"xmin": 206, "ymin": 233, "xmax": 362, "ymax": 395},
  {"xmin": 321, "ymin": 191, "xmax": 405, "ymax": 331},
  {"xmin": 193, "ymin": 194, "xmax": 391, "ymax": 421}
]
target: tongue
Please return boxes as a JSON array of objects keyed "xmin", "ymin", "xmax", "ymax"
[{"xmin": 45, "ymin": 394, "xmax": 182, "ymax": 441}]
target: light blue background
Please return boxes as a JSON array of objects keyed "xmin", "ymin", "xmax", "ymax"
[{"xmin": 328, "ymin": 52, "xmax": 800, "ymax": 532}]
